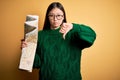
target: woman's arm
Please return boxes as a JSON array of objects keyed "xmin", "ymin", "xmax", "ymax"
[
  {"xmin": 71, "ymin": 23, "xmax": 96, "ymax": 49},
  {"xmin": 60, "ymin": 23, "xmax": 96, "ymax": 49},
  {"xmin": 33, "ymin": 41, "xmax": 41, "ymax": 69}
]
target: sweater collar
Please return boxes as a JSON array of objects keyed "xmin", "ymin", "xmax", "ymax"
[{"xmin": 47, "ymin": 27, "xmax": 61, "ymax": 35}]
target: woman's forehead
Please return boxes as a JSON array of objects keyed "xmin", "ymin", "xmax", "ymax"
[{"xmin": 49, "ymin": 8, "xmax": 63, "ymax": 14}]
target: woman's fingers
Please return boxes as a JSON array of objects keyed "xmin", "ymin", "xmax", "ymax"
[
  {"xmin": 59, "ymin": 26, "xmax": 66, "ymax": 33},
  {"xmin": 60, "ymin": 23, "xmax": 73, "ymax": 39},
  {"xmin": 21, "ymin": 39, "xmax": 27, "ymax": 49}
]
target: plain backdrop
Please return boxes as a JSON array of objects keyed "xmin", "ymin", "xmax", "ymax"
[{"xmin": 0, "ymin": 0, "xmax": 120, "ymax": 80}]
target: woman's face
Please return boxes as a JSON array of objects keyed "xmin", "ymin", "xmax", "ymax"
[{"xmin": 48, "ymin": 8, "xmax": 64, "ymax": 29}]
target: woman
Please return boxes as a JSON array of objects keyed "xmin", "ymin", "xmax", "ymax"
[{"xmin": 22, "ymin": 2, "xmax": 96, "ymax": 80}]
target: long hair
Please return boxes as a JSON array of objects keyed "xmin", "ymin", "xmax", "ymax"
[{"xmin": 43, "ymin": 2, "xmax": 67, "ymax": 30}]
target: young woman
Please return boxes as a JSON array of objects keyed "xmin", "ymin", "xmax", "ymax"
[{"xmin": 22, "ymin": 2, "xmax": 96, "ymax": 80}]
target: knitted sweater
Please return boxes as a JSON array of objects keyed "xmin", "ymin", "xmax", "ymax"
[{"xmin": 33, "ymin": 23, "xmax": 96, "ymax": 80}]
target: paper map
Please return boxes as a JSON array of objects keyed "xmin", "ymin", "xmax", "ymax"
[{"xmin": 19, "ymin": 15, "xmax": 39, "ymax": 72}]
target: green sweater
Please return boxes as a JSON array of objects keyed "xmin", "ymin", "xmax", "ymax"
[{"xmin": 33, "ymin": 23, "xmax": 96, "ymax": 80}]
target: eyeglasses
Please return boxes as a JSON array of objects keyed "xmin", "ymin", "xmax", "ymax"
[{"xmin": 48, "ymin": 14, "xmax": 64, "ymax": 20}]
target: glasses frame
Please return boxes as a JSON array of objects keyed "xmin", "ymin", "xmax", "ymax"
[{"xmin": 48, "ymin": 14, "xmax": 64, "ymax": 20}]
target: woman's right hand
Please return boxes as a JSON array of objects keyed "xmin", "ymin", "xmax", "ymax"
[{"xmin": 21, "ymin": 39, "xmax": 27, "ymax": 49}]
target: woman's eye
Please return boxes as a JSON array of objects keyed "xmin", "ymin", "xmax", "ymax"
[
  {"xmin": 57, "ymin": 15, "xmax": 61, "ymax": 17},
  {"xmin": 49, "ymin": 15, "xmax": 54, "ymax": 17}
]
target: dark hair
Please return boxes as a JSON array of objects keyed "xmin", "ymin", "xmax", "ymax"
[{"xmin": 43, "ymin": 2, "xmax": 67, "ymax": 30}]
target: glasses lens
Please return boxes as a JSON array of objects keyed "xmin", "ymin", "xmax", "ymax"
[{"xmin": 48, "ymin": 15, "xmax": 63, "ymax": 20}]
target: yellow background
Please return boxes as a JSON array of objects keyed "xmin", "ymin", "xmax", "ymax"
[{"xmin": 0, "ymin": 0, "xmax": 120, "ymax": 80}]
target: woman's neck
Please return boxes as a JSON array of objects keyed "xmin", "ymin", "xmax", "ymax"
[{"xmin": 50, "ymin": 26, "xmax": 60, "ymax": 30}]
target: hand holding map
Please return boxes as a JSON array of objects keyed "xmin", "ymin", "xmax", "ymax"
[{"xmin": 19, "ymin": 15, "xmax": 39, "ymax": 72}]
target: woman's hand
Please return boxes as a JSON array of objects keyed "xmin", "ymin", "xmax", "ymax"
[
  {"xmin": 59, "ymin": 23, "xmax": 73, "ymax": 39},
  {"xmin": 21, "ymin": 39, "xmax": 27, "ymax": 49}
]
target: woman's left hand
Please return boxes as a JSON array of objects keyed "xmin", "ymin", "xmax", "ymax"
[{"xmin": 59, "ymin": 23, "xmax": 73, "ymax": 39}]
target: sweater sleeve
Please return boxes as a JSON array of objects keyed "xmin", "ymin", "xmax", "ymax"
[
  {"xmin": 67, "ymin": 23, "xmax": 96, "ymax": 49},
  {"xmin": 33, "ymin": 41, "xmax": 41, "ymax": 69}
]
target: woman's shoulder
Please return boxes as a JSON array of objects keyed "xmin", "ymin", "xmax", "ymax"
[
  {"xmin": 38, "ymin": 30, "xmax": 45, "ymax": 41},
  {"xmin": 38, "ymin": 29, "xmax": 45, "ymax": 34},
  {"xmin": 38, "ymin": 29, "xmax": 49, "ymax": 37}
]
